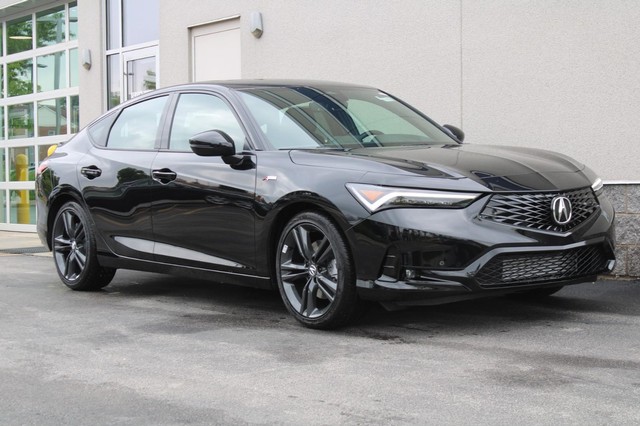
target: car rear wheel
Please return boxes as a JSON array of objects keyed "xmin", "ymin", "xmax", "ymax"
[
  {"xmin": 276, "ymin": 212, "xmax": 360, "ymax": 329},
  {"xmin": 52, "ymin": 201, "xmax": 116, "ymax": 291}
]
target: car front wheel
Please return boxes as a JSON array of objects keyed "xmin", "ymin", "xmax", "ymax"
[
  {"xmin": 276, "ymin": 212, "xmax": 360, "ymax": 329},
  {"xmin": 52, "ymin": 201, "xmax": 116, "ymax": 291}
]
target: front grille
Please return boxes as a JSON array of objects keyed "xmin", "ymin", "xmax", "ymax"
[
  {"xmin": 475, "ymin": 245, "xmax": 608, "ymax": 288},
  {"xmin": 480, "ymin": 187, "xmax": 598, "ymax": 233}
]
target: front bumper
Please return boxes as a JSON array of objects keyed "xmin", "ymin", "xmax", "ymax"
[{"xmin": 348, "ymin": 193, "xmax": 616, "ymax": 304}]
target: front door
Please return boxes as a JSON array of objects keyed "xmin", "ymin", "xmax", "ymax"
[{"xmin": 150, "ymin": 92, "xmax": 257, "ymax": 273}]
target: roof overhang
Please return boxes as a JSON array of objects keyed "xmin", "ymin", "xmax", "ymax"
[{"xmin": 0, "ymin": 0, "xmax": 57, "ymax": 19}]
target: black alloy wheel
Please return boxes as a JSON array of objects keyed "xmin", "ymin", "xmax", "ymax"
[
  {"xmin": 276, "ymin": 212, "xmax": 360, "ymax": 329},
  {"xmin": 52, "ymin": 201, "xmax": 116, "ymax": 290}
]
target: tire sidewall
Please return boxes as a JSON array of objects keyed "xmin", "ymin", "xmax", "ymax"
[
  {"xmin": 52, "ymin": 201, "xmax": 98, "ymax": 289},
  {"xmin": 275, "ymin": 212, "xmax": 357, "ymax": 328}
]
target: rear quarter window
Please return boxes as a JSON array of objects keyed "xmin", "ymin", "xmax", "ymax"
[{"xmin": 87, "ymin": 113, "xmax": 118, "ymax": 147}]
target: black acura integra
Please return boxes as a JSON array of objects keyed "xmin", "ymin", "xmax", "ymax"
[{"xmin": 36, "ymin": 81, "xmax": 616, "ymax": 329}]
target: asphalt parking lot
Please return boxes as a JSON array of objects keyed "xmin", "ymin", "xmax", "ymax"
[{"xmin": 1, "ymin": 251, "xmax": 639, "ymax": 425}]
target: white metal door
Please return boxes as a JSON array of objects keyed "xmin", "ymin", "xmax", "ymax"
[{"xmin": 191, "ymin": 17, "xmax": 241, "ymax": 81}]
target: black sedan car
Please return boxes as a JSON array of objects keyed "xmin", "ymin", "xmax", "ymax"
[{"xmin": 36, "ymin": 80, "xmax": 616, "ymax": 329}]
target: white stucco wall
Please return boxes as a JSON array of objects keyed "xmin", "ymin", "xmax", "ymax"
[
  {"xmin": 154, "ymin": 0, "xmax": 640, "ymax": 182},
  {"xmin": 158, "ymin": 0, "xmax": 463, "ymax": 128},
  {"xmin": 77, "ymin": 0, "xmax": 104, "ymax": 128},
  {"xmin": 461, "ymin": 1, "xmax": 640, "ymax": 182}
]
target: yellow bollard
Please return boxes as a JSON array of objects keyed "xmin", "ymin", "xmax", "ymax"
[
  {"xmin": 47, "ymin": 144, "xmax": 57, "ymax": 157},
  {"xmin": 15, "ymin": 153, "xmax": 30, "ymax": 224}
]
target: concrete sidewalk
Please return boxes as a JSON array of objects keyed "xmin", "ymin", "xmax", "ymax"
[{"xmin": 0, "ymin": 231, "xmax": 50, "ymax": 256}]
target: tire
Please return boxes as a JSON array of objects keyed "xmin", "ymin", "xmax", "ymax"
[
  {"xmin": 507, "ymin": 285, "xmax": 564, "ymax": 300},
  {"xmin": 276, "ymin": 212, "xmax": 360, "ymax": 329},
  {"xmin": 51, "ymin": 201, "xmax": 116, "ymax": 291}
]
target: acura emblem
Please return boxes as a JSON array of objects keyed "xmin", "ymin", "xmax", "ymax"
[{"xmin": 551, "ymin": 196, "xmax": 572, "ymax": 225}]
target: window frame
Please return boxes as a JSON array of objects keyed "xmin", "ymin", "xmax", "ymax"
[
  {"xmin": 160, "ymin": 90, "xmax": 255, "ymax": 153},
  {"xmin": 102, "ymin": 93, "xmax": 171, "ymax": 152}
]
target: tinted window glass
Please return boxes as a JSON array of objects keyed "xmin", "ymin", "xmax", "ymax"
[
  {"xmin": 169, "ymin": 93, "xmax": 246, "ymax": 152},
  {"xmin": 88, "ymin": 112, "xmax": 118, "ymax": 147},
  {"xmin": 107, "ymin": 96, "xmax": 167, "ymax": 150},
  {"xmin": 238, "ymin": 86, "xmax": 455, "ymax": 150}
]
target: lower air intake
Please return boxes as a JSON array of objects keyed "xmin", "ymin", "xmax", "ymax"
[{"xmin": 475, "ymin": 245, "xmax": 608, "ymax": 288}]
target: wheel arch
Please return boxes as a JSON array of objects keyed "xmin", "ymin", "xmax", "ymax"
[{"xmin": 263, "ymin": 195, "xmax": 357, "ymax": 288}]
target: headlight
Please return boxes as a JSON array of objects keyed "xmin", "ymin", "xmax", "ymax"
[
  {"xmin": 591, "ymin": 177, "xmax": 604, "ymax": 196},
  {"xmin": 346, "ymin": 183, "xmax": 482, "ymax": 213}
]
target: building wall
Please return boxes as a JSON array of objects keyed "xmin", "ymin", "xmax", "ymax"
[
  {"xmin": 73, "ymin": 0, "xmax": 639, "ymax": 275},
  {"xmin": 461, "ymin": 1, "xmax": 640, "ymax": 182},
  {"xmin": 158, "ymin": 0, "xmax": 640, "ymax": 183},
  {"xmin": 77, "ymin": 0, "xmax": 103, "ymax": 128},
  {"xmin": 158, "ymin": 0, "xmax": 463, "ymax": 128}
]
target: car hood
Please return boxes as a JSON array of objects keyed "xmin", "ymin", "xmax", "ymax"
[{"xmin": 289, "ymin": 144, "xmax": 593, "ymax": 192}]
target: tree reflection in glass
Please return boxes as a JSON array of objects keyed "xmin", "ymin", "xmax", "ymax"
[
  {"xmin": 37, "ymin": 98, "xmax": 68, "ymax": 136},
  {"xmin": 37, "ymin": 52, "xmax": 67, "ymax": 92},
  {"xmin": 8, "ymin": 103, "xmax": 34, "ymax": 139},
  {"xmin": 7, "ymin": 16, "xmax": 32, "ymax": 55},
  {"xmin": 7, "ymin": 60, "xmax": 33, "ymax": 97},
  {"xmin": 36, "ymin": 6, "xmax": 66, "ymax": 48}
]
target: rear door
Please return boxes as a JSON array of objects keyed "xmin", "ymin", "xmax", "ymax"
[
  {"xmin": 150, "ymin": 92, "xmax": 258, "ymax": 273},
  {"xmin": 80, "ymin": 95, "xmax": 169, "ymax": 260}
]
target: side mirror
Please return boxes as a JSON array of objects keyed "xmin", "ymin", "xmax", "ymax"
[
  {"xmin": 189, "ymin": 130, "xmax": 236, "ymax": 157},
  {"xmin": 443, "ymin": 124, "xmax": 465, "ymax": 143}
]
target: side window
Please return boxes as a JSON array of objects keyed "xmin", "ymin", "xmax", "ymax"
[
  {"xmin": 169, "ymin": 93, "xmax": 246, "ymax": 152},
  {"xmin": 106, "ymin": 96, "xmax": 168, "ymax": 150},
  {"xmin": 87, "ymin": 113, "xmax": 118, "ymax": 147}
]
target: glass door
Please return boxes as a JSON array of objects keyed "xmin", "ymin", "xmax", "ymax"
[{"xmin": 122, "ymin": 46, "xmax": 158, "ymax": 101}]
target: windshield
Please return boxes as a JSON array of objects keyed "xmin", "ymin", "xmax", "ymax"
[{"xmin": 237, "ymin": 86, "xmax": 456, "ymax": 150}]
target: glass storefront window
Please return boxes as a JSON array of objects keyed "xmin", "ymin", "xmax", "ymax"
[
  {"xmin": 7, "ymin": 59, "xmax": 33, "ymax": 97},
  {"xmin": 36, "ymin": 5, "xmax": 66, "ymax": 48},
  {"xmin": 9, "ymin": 189, "xmax": 35, "ymax": 224},
  {"xmin": 9, "ymin": 146, "xmax": 34, "ymax": 181},
  {"xmin": 70, "ymin": 95, "xmax": 79, "ymax": 133},
  {"xmin": 7, "ymin": 15, "xmax": 33, "ymax": 55},
  {"xmin": 8, "ymin": 103, "xmax": 34, "ymax": 139},
  {"xmin": 38, "ymin": 97, "xmax": 67, "ymax": 136},
  {"xmin": 37, "ymin": 52, "xmax": 67, "ymax": 92},
  {"xmin": 69, "ymin": 2, "xmax": 78, "ymax": 40},
  {"xmin": 107, "ymin": 0, "xmax": 121, "ymax": 50},
  {"xmin": 0, "ymin": 190, "xmax": 5, "ymax": 223},
  {"xmin": 1, "ymin": 3, "xmax": 79, "ymax": 229},
  {"xmin": 0, "ymin": 148, "xmax": 5, "ymax": 181},
  {"xmin": 69, "ymin": 48, "xmax": 78, "ymax": 87},
  {"xmin": 107, "ymin": 54, "xmax": 121, "ymax": 109},
  {"xmin": 38, "ymin": 144, "xmax": 55, "ymax": 163},
  {"xmin": 126, "ymin": 55, "xmax": 156, "ymax": 99},
  {"xmin": 122, "ymin": 0, "xmax": 159, "ymax": 46}
]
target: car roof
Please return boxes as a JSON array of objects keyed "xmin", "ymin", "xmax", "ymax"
[{"xmin": 163, "ymin": 79, "xmax": 376, "ymax": 92}]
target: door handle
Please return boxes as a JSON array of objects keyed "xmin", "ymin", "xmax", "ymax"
[
  {"xmin": 80, "ymin": 166, "xmax": 102, "ymax": 179},
  {"xmin": 152, "ymin": 168, "xmax": 177, "ymax": 184}
]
